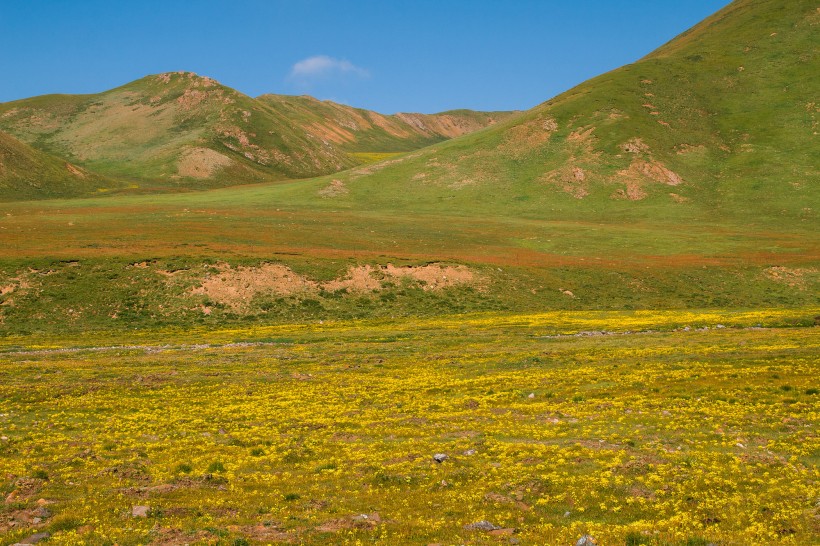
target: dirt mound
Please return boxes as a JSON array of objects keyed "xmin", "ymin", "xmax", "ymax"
[
  {"xmin": 177, "ymin": 147, "xmax": 233, "ymax": 179},
  {"xmin": 190, "ymin": 264, "xmax": 317, "ymax": 310},
  {"xmin": 763, "ymin": 266, "xmax": 817, "ymax": 289},
  {"xmin": 540, "ymin": 125, "xmax": 601, "ymax": 198},
  {"xmin": 621, "ymin": 138, "xmax": 650, "ymax": 154},
  {"xmin": 318, "ymin": 179, "xmax": 348, "ymax": 198},
  {"xmin": 612, "ymin": 159, "xmax": 684, "ymax": 200},
  {"xmin": 65, "ymin": 162, "xmax": 87, "ymax": 178},
  {"xmin": 542, "ymin": 165, "xmax": 590, "ymax": 198},
  {"xmin": 189, "ymin": 262, "xmax": 478, "ymax": 311},
  {"xmin": 499, "ymin": 116, "xmax": 558, "ymax": 158}
]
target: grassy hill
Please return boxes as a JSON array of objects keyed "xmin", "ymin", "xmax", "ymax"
[
  {"xmin": 0, "ymin": 0, "xmax": 816, "ymax": 335},
  {"xmin": 288, "ymin": 0, "xmax": 818, "ymax": 228},
  {"xmin": 0, "ymin": 130, "xmax": 114, "ymax": 199},
  {"xmin": 0, "ymin": 73, "xmax": 511, "ymax": 199},
  {"xmin": 0, "ymin": 72, "xmax": 508, "ymax": 197},
  {"xmin": 257, "ymin": 94, "xmax": 513, "ymax": 153}
]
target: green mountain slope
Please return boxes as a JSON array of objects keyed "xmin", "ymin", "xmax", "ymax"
[
  {"xmin": 0, "ymin": 130, "xmax": 113, "ymax": 199},
  {"xmin": 294, "ymin": 0, "xmax": 817, "ymax": 230},
  {"xmin": 0, "ymin": 73, "xmax": 512, "ymax": 198},
  {"xmin": 257, "ymin": 94, "xmax": 513, "ymax": 153},
  {"xmin": 0, "ymin": 72, "xmax": 357, "ymax": 189}
]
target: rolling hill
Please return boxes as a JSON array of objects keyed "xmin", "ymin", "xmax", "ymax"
[
  {"xmin": 257, "ymin": 94, "xmax": 512, "ymax": 153},
  {"xmin": 0, "ymin": 0, "xmax": 816, "ymax": 336},
  {"xmin": 0, "ymin": 73, "xmax": 512, "ymax": 199},
  {"xmin": 0, "ymin": 130, "xmax": 112, "ymax": 199},
  {"xmin": 286, "ymin": 0, "xmax": 818, "ymax": 229}
]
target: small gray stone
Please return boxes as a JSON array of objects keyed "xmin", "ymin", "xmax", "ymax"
[
  {"xmin": 433, "ymin": 453, "xmax": 448, "ymax": 463},
  {"xmin": 527, "ymin": 393, "xmax": 535, "ymax": 399},
  {"xmin": 465, "ymin": 520, "xmax": 500, "ymax": 531},
  {"xmin": 131, "ymin": 505, "xmax": 150, "ymax": 518},
  {"xmin": 32, "ymin": 507, "xmax": 51, "ymax": 519},
  {"xmin": 576, "ymin": 535, "xmax": 598, "ymax": 546},
  {"xmin": 13, "ymin": 533, "xmax": 50, "ymax": 545},
  {"xmin": 463, "ymin": 449, "xmax": 477, "ymax": 456},
  {"xmin": 563, "ymin": 510, "xmax": 571, "ymax": 518}
]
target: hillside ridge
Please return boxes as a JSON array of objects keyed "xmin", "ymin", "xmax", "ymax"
[{"xmin": 0, "ymin": 71, "xmax": 513, "ymax": 199}]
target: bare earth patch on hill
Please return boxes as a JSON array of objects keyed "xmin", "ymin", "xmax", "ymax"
[
  {"xmin": 177, "ymin": 147, "xmax": 233, "ymax": 179},
  {"xmin": 318, "ymin": 179, "xmax": 348, "ymax": 198},
  {"xmin": 612, "ymin": 159, "xmax": 684, "ymax": 201},
  {"xmin": 763, "ymin": 266, "xmax": 817, "ymax": 289},
  {"xmin": 540, "ymin": 126, "xmax": 600, "ymax": 198},
  {"xmin": 189, "ymin": 263, "xmax": 478, "ymax": 311},
  {"xmin": 499, "ymin": 116, "xmax": 558, "ymax": 158}
]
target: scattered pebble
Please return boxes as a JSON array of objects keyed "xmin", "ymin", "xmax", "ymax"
[
  {"xmin": 11, "ymin": 533, "xmax": 50, "ymax": 545},
  {"xmin": 576, "ymin": 535, "xmax": 598, "ymax": 546},
  {"xmin": 32, "ymin": 506, "xmax": 51, "ymax": 518},
  {"xmin": 465, "ymin": 520, "xmax": 500, "ymax": 531},
  {"xmin": 131, "ymin": 505, "xmax": 150, "ymax": 518},
  {"xmin": 433, "ymin": 453, "xmax": 448, "ymax": 463}
]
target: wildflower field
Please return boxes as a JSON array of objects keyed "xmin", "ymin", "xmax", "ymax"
[{"xmin": 1, "ymin": 309, "xmax": 818, "ymax": 545}]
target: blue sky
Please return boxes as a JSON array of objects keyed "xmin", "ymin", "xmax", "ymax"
[{"xmin": 0, "ymin": 0, "xmax": 731, "ymax": 113}]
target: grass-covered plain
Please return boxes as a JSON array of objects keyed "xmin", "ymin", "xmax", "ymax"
[{"xmin": 1, "ymin": 309, "xmax": 818, "ymax": 545}]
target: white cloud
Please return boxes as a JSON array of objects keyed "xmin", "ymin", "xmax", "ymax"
[{"xmin": 288, "ymin": 55, "xmax": 369, "ymax": 84}]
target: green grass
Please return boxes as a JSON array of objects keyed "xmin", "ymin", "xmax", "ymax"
[
  {"xmin": 348, "ymin": 152, "xmax": 404, "ymax": 164},
  {"xmin": 0, "ymin": 131, "xmax": 114, "ymax": 200}
]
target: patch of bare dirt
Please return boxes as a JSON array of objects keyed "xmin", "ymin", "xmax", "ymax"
[
  {"xmin": 150, "ymin": 527, "xmax": 221, "ymax": 545},
  {"xmin": 191, "ymin": 263, "xmax": 317, "ymax": 310},
  {"xmin": 624, "ymin": 160, "xmax": 683, "ymax": 185},
  {"xmin": 0, "ymin": 275, "xmax": 30, "ymax": 308},
  {"xmin": 189, "ymin": 263, "xmax": 479, "ymax": 311},
  {"xmin": 324, "ymin": 264, "xmax": 476, "ymax": 293},
  {"xmin": 675, "ymin": 143, "xmax": 707, "ymax": 155},
  {"xmin": 230, "ymin": 524, "xmax": 294, "ymax": 542},
  {"xmin": 542, "ymin": 165, "xmax": 589, "ymax": 199},
  {"xmin": 306, "ymin": 121, "xmax": 355, "ymax": 145},
  {"xmin": 621, "ymin": 138, "xmax": 649, "ymax": 154},
  {"xmin": 176, "ymin": 89, "xmax": 209, "ymax": 110},
  {"xmin": 763, "ymin": 266, "xmax": 817, "ymax": 289},
  {"xmin": 65, "ymin": 162, "xmax": 87, "ymax": 178},
  {"xmin": 499, "ymin": 116, "xmax": 559, "ymax": 158},
  {"xmin": 318, "ymin": 179, "xmax": 348, "ymax": 198},
  {"xmin": 669, "ymin": 192, "xmax": 689, "ymax": 203},
  {"xmin": 540, "ymin": 126, "xmax": 601, "ymax": 198},
  {"xmin": 316, "ymin": 513, "xmax": 381, "ymax": 533},
  {"xmin": 383, "ymin": 263, "xmax": 475, "ymax": 290},
  {"xmin": 177, "ymin": 147, "xmax": 233, "ymax": 179},
  {"xmin": 322, "ymin": 265, "xmax": 383, "ymax": 292},
  {"xmin": 611, "ymin": 157, "xmax": 684, "ymax": 201},
  {"xmin": 397, "ymin": 112, "xmax": 506, "ymax": 139}
]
